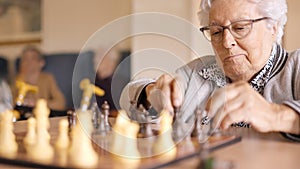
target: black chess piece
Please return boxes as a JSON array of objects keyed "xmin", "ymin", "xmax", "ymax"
[
  {"xmin": 132, "ymin": 104, "xmax": 154, "ymax": 138},
  {"xmin": 142, "ymin": 116, "xmax": 154, "ymax": 138},
  {"xmin": 67, "ymin": 110, "xmax": 76, "ymax": 132},
  {"xmin": 191, "ymin": 109, "xmax": 202, "ymax": 137},
  {"xmin": 172, "ymin": 107, "xmax": 185, "ymax": 141},
  {"xmin": 91, "ymin": 102, "xmax": 100, "ymax": 129},
  {"xmin": 101, "ymin": 101, "xmax": 111, "ymax": 131}
]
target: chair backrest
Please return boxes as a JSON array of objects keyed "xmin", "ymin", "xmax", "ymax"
[
  {"xmin": 0, "ymin": 56, "xmax": 8, "ymax": 81},
  {"xmin": 43, "ymin": 51, "xmax": 95, "ymax": 109},
  {"xmin": 14, "ymin": 50, "xmax": 131, "ymax": 110}
]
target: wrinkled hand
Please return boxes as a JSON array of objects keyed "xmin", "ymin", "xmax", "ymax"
[
  {"xmin": 145, "ymin": 74, "xmax": 183, "ymax": 114},
  {"xmin": 207, "ymin": 81, "xmax": 284, "ymax": 133}
]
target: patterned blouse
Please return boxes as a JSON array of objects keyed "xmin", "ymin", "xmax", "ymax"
[{"xmin": 198, "ymin": 43, "xmax": 288, "ymax": 127}]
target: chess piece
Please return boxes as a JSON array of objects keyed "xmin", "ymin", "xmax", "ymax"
[
  {"xmin": 192, "ymin": 109, "xmax": 211, "ymax": 143},
  {"xmin": 55, "ymin": 119, "xmax": 70, "ymax": 150},
  {"xmin": 27, "ymin": 99, "xmax": 54, "ymax": 163},
  {"xmin": 172, "ymin": 108, "xmax": 185, "ymax": 142},
  {"xmin": 111, "ymin": 110, "xmax": 140, "ymax": 158},
  {"xmin": 110, "ymin": 110, "xmax": 141, "ymax": 169},
  {"xmin": 130, "ymin": 104, "xmax": 153, "ymax": 138},
  {"xmin": 0, "ymin": 110, "xmax": 18, "ymax": 158},
  {"xmin": 143, "ymin": 116, "xmax": 154, "ymax": 138},
  {"xmin": 153, "ymin": 109, "xmax": 176, "ymax": 161},
  {"xmin": 101, "ymin": 101, "xmax": 111, "ymax": 131},
  {"xmin": 55, "ymin": 119, "xmax": 69, "ymax": 167},
  {"xmin": 79, "ymin": 78, "xmax": 105, "ymax": 111},
  {"xmin": 23, "ymin": 117, "xmax": 37, "ymax": 147},
  {"xmin": 191, "ymin": 108, "xmax": 202, "ymax": 137},
  {"xmin": 15, "ymin": 80, "xmax": 38, "ymax": 106},
  {"xmin": 67, "ymin": 110, "xmax": 76, "ymax": 131},
  {"xmin": 91, "ymin": 102, "xmax": 107, "ymax": 136},
  {"xmin": 91, "ymin": 102, "xmax": 100, "ymax": 129},
  {"xmin": 69, "ymin": 110, "xmax": 98, "ymax": 168}
]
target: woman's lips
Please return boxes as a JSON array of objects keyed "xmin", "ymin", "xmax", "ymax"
[{"xmin": 223, "ymin": 54, "xmax": 243, "ymax": 62}]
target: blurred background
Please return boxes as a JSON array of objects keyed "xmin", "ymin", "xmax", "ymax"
[{"xmin": 0, "ymin": 0, "xmax": 299, "ymax": 109}]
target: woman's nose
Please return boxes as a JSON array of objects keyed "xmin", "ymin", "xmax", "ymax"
[{"xmin": 222, "ymin": 29, "xmax": 237, "ymax": 48}]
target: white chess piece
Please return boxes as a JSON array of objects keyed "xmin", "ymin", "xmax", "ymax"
[
  {"xmin": 153, "ymin": 109, "xmax": 176, "ymax": 161},
  {"xmin": 109, "ymin": 110, "xmax": 141, "ymax": 169},
  {"xmin": 0, "ymin": 110, "xmax": 18, "ymax": 158},
  {"xmin": 55, "ymin": 119, "xmax": 69, "ymax": 150},
  {"xmin": 24, "ymin": 117, "xmax": 37, "ymax": 147},
  {"xmin": 27, "ymin": 99, "xmax": 53, "ymax": 163},
  {"xmin": 111, "ymin": 110, "xmax": 140, "ymax": 158},
  {"xmin": 55, "ymin": 119, "xmax": 70, "ymax": 167},
  {"xmin": 69, "ymin": 110, "xmax": 98, "ymax": 168}
]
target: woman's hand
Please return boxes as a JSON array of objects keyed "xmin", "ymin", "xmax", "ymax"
[
  {"xmin": 145, "ymin": 74, "xmax": 183, "ymax": 114},
  {"xmin": 208, "ymin": 81, "xmax": 300, "ymax": 134}
]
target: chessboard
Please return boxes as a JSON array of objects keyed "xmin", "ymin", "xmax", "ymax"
[{"xmin": 0, "ymin": 111, "xmax": 241, "ymax": 169}]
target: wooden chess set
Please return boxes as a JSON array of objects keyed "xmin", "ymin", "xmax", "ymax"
[{"xmin": 0, "ymin": 79, "xmax": 241, "ymax": 169}]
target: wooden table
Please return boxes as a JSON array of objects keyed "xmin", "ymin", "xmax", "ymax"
[
  {"xmin": 164, "ymin": 128, "xmax": 300, "ymax": 169},
  {"xmin": 2, "ymin": 117, "xmax": 300, "ymax": 169}
]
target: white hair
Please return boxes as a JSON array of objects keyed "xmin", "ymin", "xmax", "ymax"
[{"xmin": 198, "ymin": 0, "xmax": 287, "ymax": 44}]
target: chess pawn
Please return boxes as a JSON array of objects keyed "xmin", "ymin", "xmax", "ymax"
[
  {"xmin": 55, "ymin": 119, "xmax": 70, "ymax": 150},
  {"xmin": 23, "ymin": 117, "xmax": 37, "ymax": 147},
  {"xmin": 67, "ymin": 110, "xmax": 76, "ymax": 131},
  {"xmin": 55, "ymin": 119, "xmax": 69, "ymax": 167},
  {"xmin": 91, "ymin": 102, "xmax": 100, "ymax": 129},
  {"xmin": 101, "ymin": 101, "xmax": 111, "ymax": 131},
  {"xmin": 172, "ymin": 113, "xmax": 185, "ymax": 142},
  {"xmin": 111, "ymin": 110, "xmax": 140, "ymax": 158},
  {"xmin": 0, "ymin": 110, "xmax": 18, "ymax": 158},
  {"xmin": 69, "ymin": 110, "xmax": 98, "ymax": 168},
  {"xmin": 153, "ymin": 109, "xmax": 176, "ymax": 161},
  {"xmin": 111, "ymin": 110, "xmax": 141, "ymax": 169},
  {"xmin": 191, "ymin": 109, "xmax": 201, "ymax": 137}
]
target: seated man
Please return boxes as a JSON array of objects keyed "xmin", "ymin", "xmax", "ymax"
[{"xmin": 13, "ymin": 45, "xmax": 66, "ymax": 111}]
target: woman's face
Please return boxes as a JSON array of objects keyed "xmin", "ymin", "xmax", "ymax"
[{"xmin": 209, "ymin": 0, "xmax": 277, "ymax": 82}]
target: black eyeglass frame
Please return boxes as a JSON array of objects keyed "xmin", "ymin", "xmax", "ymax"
[{"xmin": 199, "ymin": 17, "xmax": 272, "ymax": 42}]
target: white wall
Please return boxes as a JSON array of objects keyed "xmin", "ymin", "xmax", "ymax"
[
  {"xmin": 130, "ymin": 0, "xmax": 213, "ymax": 79},
  {"xmin": 285, "ymin": 0, "xmax": 300, "ymax": 51},
  {"xmin": 42, "ymin": 0, "xmax": 132, "ymax": 53}
]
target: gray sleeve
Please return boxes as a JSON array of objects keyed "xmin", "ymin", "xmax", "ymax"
[
  {"xmin": 281, "ymin": 50, "xmax": 300, "ymax": 142},
  {"xmin": 119, "ymin": 78, "xmax": 155, "ymax": 114}
]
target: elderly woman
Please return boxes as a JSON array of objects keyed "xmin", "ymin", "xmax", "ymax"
[{"xmin": 122, "ymin": 0, "xmax": 300, "ymax": 141}]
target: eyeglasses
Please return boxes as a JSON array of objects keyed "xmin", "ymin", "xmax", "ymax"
[{"xmin": 200, "ymin": 17, "xmax": 271, "ymax": 43}]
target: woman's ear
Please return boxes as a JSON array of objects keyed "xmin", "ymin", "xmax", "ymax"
[{"xmin": 271, "ymin": 23, "xmax": 278, "ymax": 41}]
